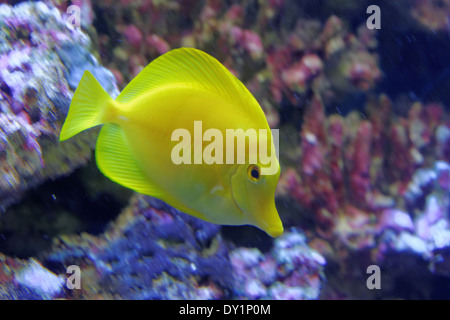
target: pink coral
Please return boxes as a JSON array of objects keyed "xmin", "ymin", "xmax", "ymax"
[
  {"xmin": 348, "ymin": 120, "xmax": 373, "ymax": 208},
  {"xmin": 242, "ymin": 30, "xmax": 264, "ymax": 59},
  {"xmin": 146, "ymin": 34, "xmax": 170, "ymax": 55},
  {"xmin": 342, "ymin": 51, "xmax": 382, "ymax": 91},
  {"xmin": 281, "ymin": 54, "xmax": 323, "ymax": 92},
  {"xmin": 228, "ymin": 27, "xmax": 264, "ymax": 59},
  {"xmin": 122, "ymin": 25, "xmax": 143, "ymax": 49},
  {"xmin": 279, "ymin": 95, "xmax": 450, "ymax": 241}
]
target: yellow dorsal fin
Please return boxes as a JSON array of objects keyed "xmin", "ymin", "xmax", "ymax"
[
  {"xmin": 95, "ymin": 123, "xmax": 161, "ymax": 196},
  {"xmin": 116, "ymin": 48, "xmax": 262, "ymax": 117}
]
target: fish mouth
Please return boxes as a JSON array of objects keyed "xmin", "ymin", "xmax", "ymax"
[
  {"xmin": 231, "ymin": 193, "xmax": 284, "ymax": 237},
  {"xmin": 255, "ymin": 198, "xmax": 284, "ymax": 237},
  {"xmin": 264, "ymin": 225, "xmax": 284, "ymax": 237},
  {"xmin": 256, "ymin": 216, "xmax": 284, "ymax": 237}
]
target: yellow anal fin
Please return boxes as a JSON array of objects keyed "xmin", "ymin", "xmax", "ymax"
[
  {"xmin": 162, "ymin": 193, "xmax": 211, "ymax": 223},
  {"xmin": 95, "ymin": 124, "xmax": 160, "ymax": 196}
]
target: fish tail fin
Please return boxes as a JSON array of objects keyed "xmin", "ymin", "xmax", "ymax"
[{"xmin": 59, "ymin": 70, "xmax": 114, "ymax": 141}]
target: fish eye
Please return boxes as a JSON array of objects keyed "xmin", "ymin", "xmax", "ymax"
[{"xmin": 247, "ymin": 165, "xmax": 261, "ymax": 182}]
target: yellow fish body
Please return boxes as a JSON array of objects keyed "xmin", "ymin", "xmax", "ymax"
[{"xmin": 60, "ymin": 48, "xmax": 283, "ymax": 237}]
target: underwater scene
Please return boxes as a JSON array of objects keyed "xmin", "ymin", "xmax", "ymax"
[{"xmin": 0, "ymin": 0, "xmax": 449, "ymax": 300}]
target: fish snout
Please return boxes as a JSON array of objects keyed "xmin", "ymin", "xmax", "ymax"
[
  {"xmin": 265, "ymin": 224, "xmax": 284, "ymax": 237},
  {"xmin": 254, "ymin": 203, "xmax": 284, "ymax": 238}
]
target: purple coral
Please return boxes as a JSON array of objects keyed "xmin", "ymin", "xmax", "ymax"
[
  {"xmin": 0, "ymin": 253, "xmax": 64, "ymax": 299},
  {"xmin": 0, "ymin": 1, "xmax": 118, "ymax": 209},
  {"xmin": 230, "ymin": 229, "xmax": 325, "ymax": 300},
  {"xmin": 45, "ymin": 195, "xmax": 233, "ymax": 299}
]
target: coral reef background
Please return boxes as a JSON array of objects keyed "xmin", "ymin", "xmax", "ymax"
[{"xmin": 0, "ymin": 0, "xmax": 449, "ymax": 299}]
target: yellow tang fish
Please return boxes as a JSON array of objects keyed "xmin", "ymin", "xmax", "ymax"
[{"xmin": 60, "ymin": 48, "xmax": 283, "ymax": 237}]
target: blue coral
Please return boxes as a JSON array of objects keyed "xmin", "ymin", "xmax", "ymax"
[{"xmin": 46, "ymin": 195, "xmax": 235, "ymax": 299}]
